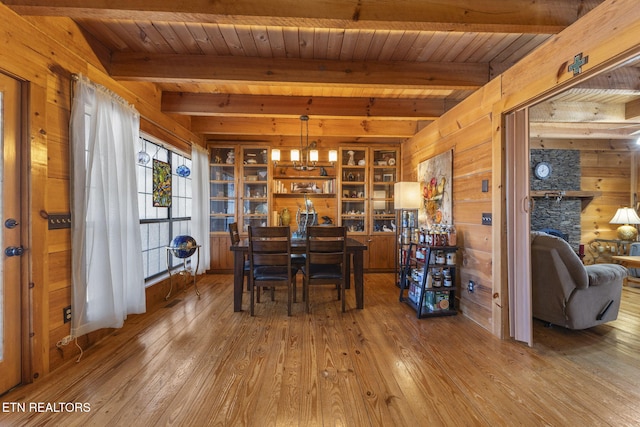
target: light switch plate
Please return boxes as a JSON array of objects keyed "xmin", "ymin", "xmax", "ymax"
[{"xmin": 482, "ymin": 213, "xmax": 492, "ymax": 225}]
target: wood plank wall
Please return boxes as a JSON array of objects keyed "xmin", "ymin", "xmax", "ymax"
[
  {"xmin": 581, "ymin": 149, "xmax": 634, "ymax": 249},
  {"xmin": 401, "ymin": 79, "xmax": 501, "ymax": 332},
  {"xmin": 0, "ymin": 4, "xmax": 202, "ymax": 380}
]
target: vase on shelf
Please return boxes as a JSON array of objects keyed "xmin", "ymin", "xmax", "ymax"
[
  {"xmin": 281, "ymin": 208, "xmax": 291, "ymax": 226},
  {"xmin": 347, "ymin": 150, "xmax": 355, "ymax": 165}
]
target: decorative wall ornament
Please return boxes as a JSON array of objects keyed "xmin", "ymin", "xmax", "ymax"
[
  {"xmin": 176, "ymin": 164, "xmax": 191, "ymax": 177},
  {"xmin": 568, "ymin": 52, "xmax": 589, "ymax": 76},
  {"xmin": 153, "ymin": 159, "xmax": 172, "ymax": 207}
]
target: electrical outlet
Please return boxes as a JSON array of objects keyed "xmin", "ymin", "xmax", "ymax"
[
  {"xmin": 481, "ymin": 213, "xmax": 492, "ymax": 225},
  {"xmin": 468, "ymin": 280, "xmax": 475, "ymax": 293},
  {"xmin": 63, "ymin": 306, "xmax": 72, "ymax": 323}
]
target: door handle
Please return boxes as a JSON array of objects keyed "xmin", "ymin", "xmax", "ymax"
[
  {"xmin": 4, "ymin": 218, "xmax": 19, "ymax": 229},
  {"xmin": 5, "ymin": 246, "xmax": 24, "ymax": 257}
]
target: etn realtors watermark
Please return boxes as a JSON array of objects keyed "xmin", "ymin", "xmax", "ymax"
[{"xmin": 2, "ymin": 401, "xmax": 91, "ymax": 413}]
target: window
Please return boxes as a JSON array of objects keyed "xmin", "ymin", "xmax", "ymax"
[{"xmin": 136, "ymin": 134, "xmax": 192, "ymax": 281}]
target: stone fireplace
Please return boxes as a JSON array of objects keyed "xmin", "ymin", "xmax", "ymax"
[{"xmin": 530, "ymin": 149, "xmax": 582, "ymax": 251}]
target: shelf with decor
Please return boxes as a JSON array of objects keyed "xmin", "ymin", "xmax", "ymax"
[
  {"xmin": 209, "ymin": 145, "xmax": 238, "ymax": 234},
  {"xmin": 399, "ymin": 242, "xmax": 458, "ymax": 318},
  {"xmin": 371, "ymin": 148, "xmax": 398, "ymax": 235},
  {"xmin": 272, "ymin": 176, "xmax": 337, "ymax": 196},
  {"xmin": 339, "ymin": 147, "xmax": 368, "ymax": 234},
  {"xmin": 269, "ymin": 123, "xmax": 340, "ymax": 231},
  {"xmin": 239, "ymin": 147, "xmax": 270, "ymax": 232}
]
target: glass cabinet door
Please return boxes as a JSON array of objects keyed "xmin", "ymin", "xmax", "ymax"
[
  {"xmin": 209, "ymin": 146, "xmax": 237, "ymax": 233},
  {"xmin": 240, "ymin": 147, "xmax": 269, "ymax": 232},
  {"xmin": 340, "ymin": 148, "xmax": 367, "ymax": 234},
  {"xmin": 371, "ymin": 148, "xmax": 398, "ymax": 234}
]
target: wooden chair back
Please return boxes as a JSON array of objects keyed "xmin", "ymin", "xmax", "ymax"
[
  {"xmin": 229, "ymin": 222, "xmax": 241, "ymax": 245},
  {"xmin": 248, "ymin": 226, "xmax": 294, "ymax": 316},
  {"xmin": 306, "ymin": 226, "xmax": 347, "ymax": 266},
  {"xmin": 304, "ymin": 226, "xmax": 348, "ymax": 312}
]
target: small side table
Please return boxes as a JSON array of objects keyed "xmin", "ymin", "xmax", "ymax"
[
  {"xmin": 165, "ymin": 245, "xmax": 201, "ymax": 300},
  {"xmin": 611, "ymin": 255, "xmax": 640, "ymax": 288}
]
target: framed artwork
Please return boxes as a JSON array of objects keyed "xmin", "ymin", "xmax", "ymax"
[
  {"xmin": 153, "ymin": 159, "xmax": 172, "ymax": 207},
  {"xmin": 418, "ymin": 149, "xmax": 452, "ymax": 228}
]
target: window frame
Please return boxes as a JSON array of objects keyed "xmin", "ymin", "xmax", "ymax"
[{"xmin": 137, "ymin": 133, "xmax": 193, "ymax": 282}]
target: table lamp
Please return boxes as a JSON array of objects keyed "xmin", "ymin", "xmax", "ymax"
[{"xmin": 609, "ymin": 207, "xmax": 640, "ymax": 241}]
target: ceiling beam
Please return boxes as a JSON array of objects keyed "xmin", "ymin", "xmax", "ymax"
[
  {"xmin": 191, "ymin": 117, "xmax": 421, "ymax": 138},
  {"xmin": 626, "ymin": 98, "xmax": 640, "ymax": 120},
  {"xmin": 530, "ymin": 138, "xmax": 638, "ymax": 151},
  {"xmin": 111, "ymin": 53, "xmax": 489, "ymax": 90},
  {"xmin": 205, "ymin": 135, "xmax": 405, "ymax": 145},
  {"xmin": 530, "ymin": 122, "xmax": 640, "ymax": 139},
  {"xmin": 3, "ymin": 0, "xmax": 597, "ymax": 33},
  {"xmin": 574, "ymin": 67, "xmax": 640, "ymax": 91},
  {"xmin": 161, "ymin": 92, "xmax": 448, "ymax": 119},
  {"xmin": 530, "ymin": 101, "xmax": 627, "ymax": 123}
]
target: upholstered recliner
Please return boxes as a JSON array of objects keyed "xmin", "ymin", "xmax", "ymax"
[{"xmin": 530, "ymin": 231, "xmax": 627, "ymax": 330}]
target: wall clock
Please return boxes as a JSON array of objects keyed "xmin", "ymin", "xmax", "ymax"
[{"xmin": 534, "ymin": 162, "xmax": 552, "ymax": 180}]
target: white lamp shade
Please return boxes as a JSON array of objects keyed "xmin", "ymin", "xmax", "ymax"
[
  {"xmin": 610, "ymin": 207, "xmax": 640, "ymax": 225},
  {"xmin": 271, "ymin": 149, "xmax": 280, "ymax": 162},
  {"xmin": 394, "ymin": 182, "xmax": 421, "ymax": 210},
  {"xmin": 329, "ymin": 150, "xmax": 338, "ymax": 163},
  {"xmin": 309, "ymin": 149, "xmax": 319, "ymax": 162},
  {"xmin": 290, "ymin": 149, "xmax": 300, "ymax": 162}
]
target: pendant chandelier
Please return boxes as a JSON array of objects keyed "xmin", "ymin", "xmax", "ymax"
[{"xmin": 271, "ymin": 115, "xmax": 337, "ymax": 171}]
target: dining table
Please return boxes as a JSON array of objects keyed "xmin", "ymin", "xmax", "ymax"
[{"xmin": 230, "ymin": 237, "xmax": 368, "ymax": 312}]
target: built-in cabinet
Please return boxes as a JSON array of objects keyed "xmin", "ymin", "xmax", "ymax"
[
  {"xmin": 209, "ymin": 146, "xmax": 237, "ymax": 234},
  {"xmin": 208, "ymin": 143, "xmax": 400, "ymax": 272}
]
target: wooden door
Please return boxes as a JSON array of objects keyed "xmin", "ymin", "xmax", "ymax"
[
  {"xmin": 0, "ymin": 72, "xmax": 23, "ymax": 394},
  {"xmin": 367, "ymin": 234, "xmax": 396, "ymax": 271},
  {"xmin": 506, "ymin": 110, "xmax": 533, "ymax": 346}
]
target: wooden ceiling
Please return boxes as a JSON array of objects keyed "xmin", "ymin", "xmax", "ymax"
[{"xmin": 10, "ymin": 0, "xmax": 635, "ymax": 146}]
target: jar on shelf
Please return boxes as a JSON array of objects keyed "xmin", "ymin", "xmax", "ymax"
[
  {"xmin": 432, "ymin": 270, "xmax": 442, "ymax": 287},
  {"xmin": 443, "ymin": 268, "xmax": 453, "ymax": 287},
  {"xmin": 448, "ymin": 224, "xmax": 457, "ymax": 246},
  {"xmin": 436, "ymin": 250, "xmax": 445, "ymax": 265},
  {"xmin": 446, "ymin": 251, "xmax": 457, "ymax": 266}
]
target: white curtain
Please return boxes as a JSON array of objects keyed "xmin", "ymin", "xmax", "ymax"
[
  {"xmin": 70, "ymin": 75, "xmax": 146, "ymax": 338},
  {"xmin": 192, "ymin": 144, "xmax": 211, "ymax": 274}
]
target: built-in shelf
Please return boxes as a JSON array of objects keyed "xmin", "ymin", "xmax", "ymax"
[
  {"xmin": 530, "ymin": 190, "xmax": 602, "ymax": 210},
  {"xmin": 273, "ymin": 193, "xmax": 335, "ymax": 197}
]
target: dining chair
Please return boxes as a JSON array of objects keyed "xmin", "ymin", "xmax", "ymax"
[
  {"xmin": 302, "ymin": 226, "xmax": 348, "ymax": 313},
  {"xmin": 248, "ymin": 226, "xmax": 298, "ymax": 316},
  {"xmin": 229, "ymin": 222, "xmax": 250, "ymax": 291}
]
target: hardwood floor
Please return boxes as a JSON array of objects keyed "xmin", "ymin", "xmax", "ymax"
[{"xmin": 2, "ymin": 274, "xmax": 640, "ymax": 426}]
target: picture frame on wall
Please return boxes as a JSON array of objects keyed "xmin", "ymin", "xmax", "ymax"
[{"xmin": 417, "ymin": 149, "xmax": 453, "ymax": 228}]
